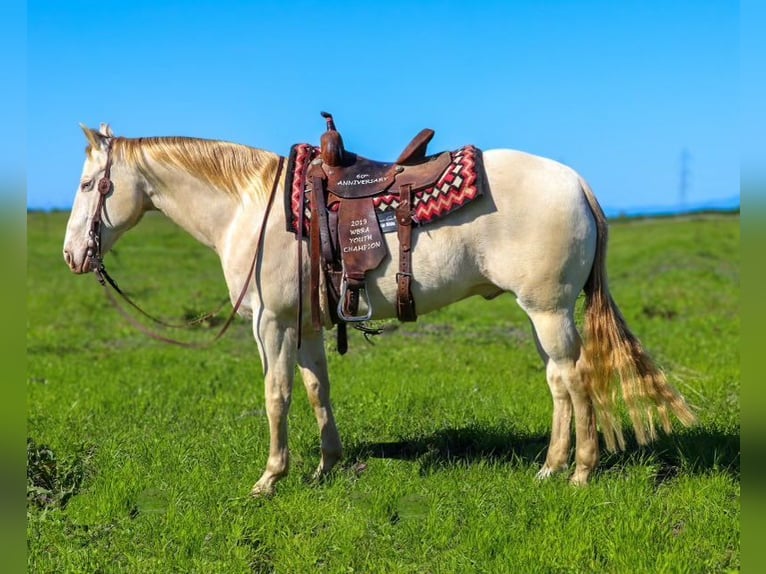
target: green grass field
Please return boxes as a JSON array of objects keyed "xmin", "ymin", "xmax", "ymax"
[{"xmin": 27, "ymin": 211, "xmax": 739, "ymax": 573}]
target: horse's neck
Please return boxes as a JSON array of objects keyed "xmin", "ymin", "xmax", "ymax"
[{"xmin": 143, "ymin": 163, "xmax": 244, "ymax": 253}]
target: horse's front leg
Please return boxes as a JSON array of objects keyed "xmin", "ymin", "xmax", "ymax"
[
  {"xmin": 251, "ymin": 311, "xmax": 298, "ymax": 497},
  {"xmin": 297, "ymin": 332, "xmax": 342, "ymax": 480}
]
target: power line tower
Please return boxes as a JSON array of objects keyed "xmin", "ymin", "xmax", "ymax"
[{"xmin": 679, "ymin": 148, "xmax": 691, "ymax": 208}]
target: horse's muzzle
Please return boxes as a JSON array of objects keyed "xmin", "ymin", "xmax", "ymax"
[{"xmin": 63, "ymin": 249, "xmax": 90, "ymax": 274}]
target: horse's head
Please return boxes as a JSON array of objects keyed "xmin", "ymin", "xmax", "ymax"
[{"xmin": 63, "ymin": 123, "xmax": 150, "ymax": 274}]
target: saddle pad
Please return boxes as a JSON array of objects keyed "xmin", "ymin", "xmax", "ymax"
[{"xmin": 284, "ymin": 144, "xmax": 485, "ymax": 235}]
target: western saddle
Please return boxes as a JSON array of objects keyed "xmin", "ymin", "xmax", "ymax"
[{"xmin": 304, "ymin": 112, "xmax": 452, "ymax": 353}]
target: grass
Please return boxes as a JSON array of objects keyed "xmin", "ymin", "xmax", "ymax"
[{"xmin": 27, "ymin": 210, "xmax": 739, "ymax": 573}]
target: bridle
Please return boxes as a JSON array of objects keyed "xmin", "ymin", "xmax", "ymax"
[
  {"xmin": 86, "ymin": 137, "xmax": 116, "ymax": 285},
  {"xmin": 85, "ymin": 137, "xmax": 286, "ymax": 347}
]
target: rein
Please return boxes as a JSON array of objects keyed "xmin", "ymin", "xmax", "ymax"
[{"xmin": 88, "ymin": 141, "xmax": 285, "ymax": 348}]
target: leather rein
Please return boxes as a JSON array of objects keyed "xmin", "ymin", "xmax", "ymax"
[{"xmin": 86, "ymin": 138, "xmax": 285, "ymax": 348}]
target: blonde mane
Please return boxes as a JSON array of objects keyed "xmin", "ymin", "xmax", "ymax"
[{"xmin": 110, "ymin": 136, "xmax": 280, "ymax": 200}]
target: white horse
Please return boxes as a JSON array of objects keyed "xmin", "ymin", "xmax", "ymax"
[{"xmin": 63, "ymin": 123, "xmax": 695, "ymax": 495}]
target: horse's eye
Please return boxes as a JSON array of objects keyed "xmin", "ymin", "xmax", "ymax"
[{"xmin": 80, "ymin": 180, "xmax": 92, "ymax": 191}]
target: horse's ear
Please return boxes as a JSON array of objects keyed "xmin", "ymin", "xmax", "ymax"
[
  {"xmin": 79, "ymin": 123, "xmax": 101, "ymax": 150},
  {"xmin": 80, "ymin": 122, "xmax": 113, "ymax": 152},
  {"xmin": 98, "ymin": 123, "xmax": 114, "ymax": 138}
]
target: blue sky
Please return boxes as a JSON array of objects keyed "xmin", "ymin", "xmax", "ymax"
[{"xmin": 26, "ymin": 0, "xmax": 738, "ymax": 213}]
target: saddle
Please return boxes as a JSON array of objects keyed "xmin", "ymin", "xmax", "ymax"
[{"xmin": 303, "ymin": 112, "xmax": 452, "ymax": 353}]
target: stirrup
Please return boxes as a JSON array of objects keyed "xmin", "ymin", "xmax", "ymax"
[{"xmin": 337, "ymin": 278, "xmax": 373, "ymax": 322}]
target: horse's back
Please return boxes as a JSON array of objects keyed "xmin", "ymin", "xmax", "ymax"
[{"xmin": 482, "ymin": 148, "xmax": 595, "ymax": 232}]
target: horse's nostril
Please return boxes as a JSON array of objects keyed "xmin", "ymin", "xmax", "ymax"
[{"xmin": 63, "ymin": 250, "xmax": 73, "ymax": 266}]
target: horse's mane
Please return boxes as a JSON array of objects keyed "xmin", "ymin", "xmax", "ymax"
[{"xmin": 111, "ymin": 136, "xmax": 279, "ymax": 200}]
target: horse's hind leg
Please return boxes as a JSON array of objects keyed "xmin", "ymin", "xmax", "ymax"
[
  {"xmin": 525, "ymin": 306, "xmax": 599, "ymax": 484},
  {"xmin": 529, "ymin": 323, "xmax": 573, "ymax": 478},
  {"xmin": 297, "ymin": 332, "xmax": 343, "ymax": 480}
]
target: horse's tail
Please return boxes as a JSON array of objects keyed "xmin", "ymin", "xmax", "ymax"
[{"xmin": 578, "ymin": 178, "xmax": 696, "ymax": 452}]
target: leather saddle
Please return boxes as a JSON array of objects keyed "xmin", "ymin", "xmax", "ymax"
[{"xmin": 304, "ymin": 112, "xmax": 451, "ymax": 352}]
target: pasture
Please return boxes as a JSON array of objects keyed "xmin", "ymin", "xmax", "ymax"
[{"xmin": 28, "ymin": 210, "xmax": 739, "ymax": 572}]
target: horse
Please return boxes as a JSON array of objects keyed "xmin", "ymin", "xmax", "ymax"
[{"xmin": 63, "ymin": 123, "xmax": 696, "ymax": 496}]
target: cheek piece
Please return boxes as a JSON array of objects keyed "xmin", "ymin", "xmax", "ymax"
[{"xmin": 86, "ymin": 139, "xmax": 114, "ymax": 285}]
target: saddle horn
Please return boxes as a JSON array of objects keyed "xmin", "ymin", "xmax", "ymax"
[
  {"xmin": 321, "ymin": 111, "xmax": 336, "ymax": 131},
  {"xmin": 320, "ymin": 111, "xmax": 345, "ymax": 167}
]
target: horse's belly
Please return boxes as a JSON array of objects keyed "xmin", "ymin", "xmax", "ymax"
[{"xmin": 363, "ymin": 219, "xmax": 496, "ymax": 319}]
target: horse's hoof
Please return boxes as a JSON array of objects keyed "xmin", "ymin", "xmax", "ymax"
[
  {"xmin": 250, "ymin": 482, "xmax": 275, "ymax": 498},
  {"xmin": 569, "ymin": 470, "xmax": 591, "ymax": 486},
  {"xmin": 311, "ymin": 469, "xmax": 325, "ymax": 483},
  {"xmin": 536, "ymin": 462, "xmax": 567, "ymax": 480},
  {"xmin": 535, "ymin": 466, "xmax": 553, "ymax": 480},
  {"xmin": 311, "ymin": 464, "xmax": 335, "ymax": 484}
]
